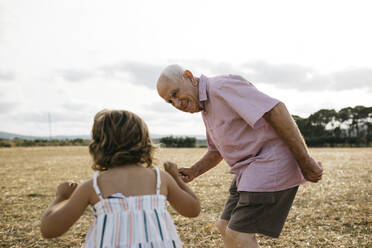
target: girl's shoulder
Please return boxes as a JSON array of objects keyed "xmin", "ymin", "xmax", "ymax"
[
  {"xmin": 75, "ymin": 178, "xmax": 98, "ymax": 205},
  {"xmin": 146, "ymin": 165, "xmax": 172, "ymax": 187},
  {"xmin": 154, "ymin": 166, "xmax": 174, "ymax": 186},
  {"xmin": 81, "ymin": 178, "xmax": 95, "ymax": 189}
]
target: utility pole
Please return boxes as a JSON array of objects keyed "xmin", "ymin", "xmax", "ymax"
[{"xmin": 48, "ymin": 112, "xmax": 52, "ymax": 140}]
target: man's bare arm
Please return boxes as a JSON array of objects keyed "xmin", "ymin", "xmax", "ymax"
[
  {"xmin": 264, "ymin": 102, "xmax": 323, "ymax": 182},
  {"xmin": 178, "ymin": 150, "xmax": 223, "ymax": 182}
]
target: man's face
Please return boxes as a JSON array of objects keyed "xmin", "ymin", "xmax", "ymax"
[{"xmin": 157, "ymin": 75, "xmax": 200, "ymax": 113}]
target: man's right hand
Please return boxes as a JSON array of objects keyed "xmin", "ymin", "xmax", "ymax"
[
  {"xmin": 178, "ymin": 167, "xmax": 198, "ymax": 183},
  {"xmin": 300, "ymin": 157, "xmax": 323, "ymax": 183}
]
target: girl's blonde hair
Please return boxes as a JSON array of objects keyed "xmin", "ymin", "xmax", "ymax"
[{"xmin": 89, "ymin": 109, "xmax": 154, "ymax": 171}]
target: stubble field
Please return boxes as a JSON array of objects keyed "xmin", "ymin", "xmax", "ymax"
[{"xmin": 0, "ymin": 147, "xmax": 371, "ymax": 247}]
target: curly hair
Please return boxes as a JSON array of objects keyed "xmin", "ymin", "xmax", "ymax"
[{"xmin": 89, "ymin": 109, "xmax": 154, "ymax": 171}]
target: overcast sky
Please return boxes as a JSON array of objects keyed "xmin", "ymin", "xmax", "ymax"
[{"xmin": 0, "ymin": 0, "xmax": 371, "ymax": 137}]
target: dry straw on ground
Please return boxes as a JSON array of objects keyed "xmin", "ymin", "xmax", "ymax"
[{"xmin": 0, "ymin": 147, "xmax": 371, "ymax": 247}]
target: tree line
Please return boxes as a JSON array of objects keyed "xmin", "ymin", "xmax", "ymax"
[
  {"xmin": 159, "ymin": 136, "xmax": 197, "ymax": 148},
  {"xmin": 1, "ymin": 105, "xmax": 370, "ymax": 148},
  {"xmin": 293, "ymin": 105, "xmax": 372, "ymax": 147}
]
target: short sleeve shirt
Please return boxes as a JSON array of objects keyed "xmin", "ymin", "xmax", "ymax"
[{"xmin": 199, "ymin": 74, "xmax": 305, "ymax": 192}]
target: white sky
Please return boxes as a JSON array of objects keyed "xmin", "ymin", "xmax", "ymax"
[{"xmin": 0, "ymin": 0, "xmax": 371, "ymax": 137}]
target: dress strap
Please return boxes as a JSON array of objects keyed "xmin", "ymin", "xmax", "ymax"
[
  {"xmin": 154, "ymin": 166, "xmax": 161, "ymax": 195},
  {"xmin": 93, "ymin": 171, "xmax": 104, "ymax": 201}
]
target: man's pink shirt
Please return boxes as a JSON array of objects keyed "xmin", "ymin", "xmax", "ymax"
[{"xmin": 199, "ymin": 74, "xmax": 306, "ymax": 192}]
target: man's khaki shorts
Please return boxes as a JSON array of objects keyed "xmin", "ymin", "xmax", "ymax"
[{"xmin": 220, "ymin": 179, "xmax": 299, "ymax": 238}]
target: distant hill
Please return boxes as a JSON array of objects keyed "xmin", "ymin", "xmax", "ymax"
[
  {"xmin": 0, "ymin": 131, "xmax": 90, "ymax": 140},
  {"xmin": 0, "ymin": 131, "xmax": 206, "ymax": 141},
  {"xmin": 0, "ymin": 131, "xmax": 42, "ymax": 140}
]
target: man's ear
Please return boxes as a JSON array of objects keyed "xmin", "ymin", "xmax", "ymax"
[
  {"xmin": 184, "ymin": 70, "xmax": 198, "ymax": 86},
  {"xmin": 184, "ymin": 70, "xmax": 193, "ymax": 79}
]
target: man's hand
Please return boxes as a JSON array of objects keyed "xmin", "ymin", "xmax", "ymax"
[
  {"xmin": 264, "ymin": 103, "xmax": 324, "ymax": 183},
  {"xmin": 300, "ymin": 158, "xmax": 323, "ymax": 182},
  {"xmin": 178, "ymin": 167, "xmax": 198, "ymax": 183},
  {"xmin": 56, "ymin": 182, "xmax": 78, "ymax": 200}
]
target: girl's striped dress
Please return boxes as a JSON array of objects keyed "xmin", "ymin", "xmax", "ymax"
[{"xmin": 85, "ymin": 166, "xmax": 183, "ymax": 248}]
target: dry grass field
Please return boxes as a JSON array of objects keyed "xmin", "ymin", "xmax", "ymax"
[{"xmin": 0, "ymin": 147, "xmax": 371, "ymax": 247}]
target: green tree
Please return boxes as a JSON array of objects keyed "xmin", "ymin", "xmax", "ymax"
[{"xmin": 159, "ymin": 136, "xmax": 196, "ymax": 148}]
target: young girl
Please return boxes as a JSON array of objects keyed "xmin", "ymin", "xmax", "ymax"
[{"xmin": 41, "ymin": 109, "xmax": 200, "ymax": 247}]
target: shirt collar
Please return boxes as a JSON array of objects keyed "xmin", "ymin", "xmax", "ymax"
[
  {"xmin": 198, "ymin": 74, "xmax": 208, "ymax": 102},
  {"xmin": 198, "ymin": 74, "xmax": 208, "ymax": 112}
]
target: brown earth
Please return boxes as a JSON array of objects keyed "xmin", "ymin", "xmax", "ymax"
[{"xmin": 0, "ymin": 147, "xmax": 371, "ymax": 247}]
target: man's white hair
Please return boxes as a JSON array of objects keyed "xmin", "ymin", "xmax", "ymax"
[{"xmin": 160, "ymin": 64, "xmax": 185, "ymax": 82}]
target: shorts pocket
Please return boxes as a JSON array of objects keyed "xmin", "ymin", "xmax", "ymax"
[{"xmin": 240, "ymin": 192, "xmax": 276, "ymax": 206}]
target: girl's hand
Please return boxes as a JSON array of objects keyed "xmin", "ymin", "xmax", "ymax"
[
  {"xmin": 56, "ymin": 182, "xmax": 78, "ymax": 200},
  {"xmin": 164, "ymin": 161, "xmax": 179, "ymax": 179},
  {"xmin": 178, "ymin": 167, "xmax": 198, "ymax": 183}
]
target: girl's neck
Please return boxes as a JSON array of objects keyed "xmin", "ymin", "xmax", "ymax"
[{"xmin": 107, "ymin": 163, "xmax": 143, "ymax": 171}]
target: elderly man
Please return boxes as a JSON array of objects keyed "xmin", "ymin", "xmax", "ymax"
[{"xmin": 156, "ymin": 64, "xmax": 323, "ymax": 248}]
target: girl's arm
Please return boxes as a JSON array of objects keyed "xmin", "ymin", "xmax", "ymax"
[
  {"xmin": 178, "ymin": 150, "xmax": 223, "ymax": 182},
  {"xmin": 40, "ymin": 180, "xmax": 91, "ymax": 238},
  {"xmin": 164, "ymin": 162, "xmax": 200, "ymax": 218}
]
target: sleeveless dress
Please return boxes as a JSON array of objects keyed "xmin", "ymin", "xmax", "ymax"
[{"xmin": 85, "ymin": 166, "xmax": 183, "ymax": 248}]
